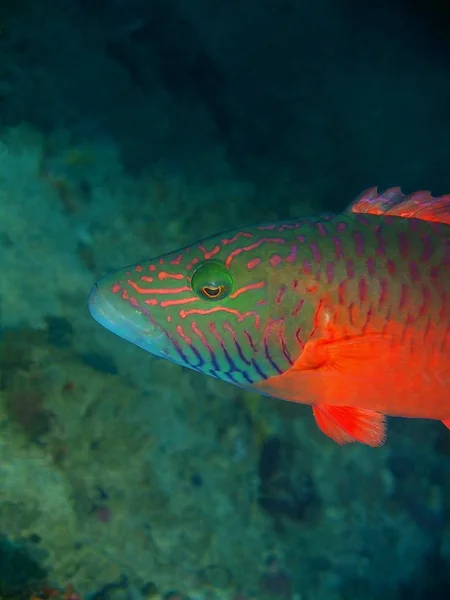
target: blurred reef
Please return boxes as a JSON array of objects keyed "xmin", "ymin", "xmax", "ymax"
[{"xmin": 0, "ymin": 1, "xmax": 450, "ymax": 600}]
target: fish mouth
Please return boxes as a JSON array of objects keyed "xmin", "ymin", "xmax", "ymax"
[
  {"xmin": 89, "ymin": 283, "xmax": 121, "ymax": 331},
  {"xmin": 88, "ymin": 283, "xmax": 167, "ymax": 357}
]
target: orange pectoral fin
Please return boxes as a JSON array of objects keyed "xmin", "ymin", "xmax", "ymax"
[
  {"xmin": 293, "ymin": 333, "xmax": 392, "ymax": 374},
  {"xmin": 256, "ymin": 333, "xmax": 394, "ymax": 405},
  {"xmin": 307, "ymin": 336, "xmax": 389, "ymax": 446},
  {"xmin": 313, "ymin": 405, "xmax": 387, "ymax": 447},
  {"xmin": 442, "ymin": 420, "xmax": 450, "ymax": 430}
]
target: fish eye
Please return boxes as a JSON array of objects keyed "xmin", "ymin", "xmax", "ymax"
[{"xmin": 191, "ymin": 260, "xmax": 233, "ymax": 301}]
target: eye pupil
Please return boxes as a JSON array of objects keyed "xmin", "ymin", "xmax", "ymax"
[{"xmin": 202, "ymin": 285, "xmax": 222, "ymax": 298}]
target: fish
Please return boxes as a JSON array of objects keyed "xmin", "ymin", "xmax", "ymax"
[{"xmin": 89, "ymin": 187, "xmax": 450, "ymax": 446}]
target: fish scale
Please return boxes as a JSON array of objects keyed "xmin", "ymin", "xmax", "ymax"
[{"xmin": 89, "ymin": 187, "xmax": 450, "ymax": 446}]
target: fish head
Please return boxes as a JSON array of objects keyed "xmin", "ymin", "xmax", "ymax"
[{"xmin": 89, "ymin": 228, "xmax": 286, "ymax": 385}]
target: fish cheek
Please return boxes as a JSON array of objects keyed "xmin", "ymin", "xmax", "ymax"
[
  {"xmin": 206, "ymin": 281, "xmax": 272, "ymax": 376},
  {"xmin": 241, "ymin": 268, "xmax": 296, "ymax": 372},
  {"xmin": 249, "ymin": 265, "xmax": 334, "ymax": 380}
]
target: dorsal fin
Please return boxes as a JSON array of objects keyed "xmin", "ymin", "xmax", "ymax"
[{"xmin": 349, "ymin": 186, "xmax": 450, "ymax": 225}]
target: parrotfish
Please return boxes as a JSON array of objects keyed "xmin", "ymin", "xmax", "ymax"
[{"xmin": 89, "ymin": 187, "xmax": 450, "ymax": 446}]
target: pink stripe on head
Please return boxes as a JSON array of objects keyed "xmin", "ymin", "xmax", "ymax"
[
  {"xmin": 270, "ymin": 254, "xmax": 282, "ymax": 267},
  {"xmin": 247, "ymin": 257, "xmax": 261, "ymax": 270},
  {"xmin": 286, "ymin": 245, "xmax": 297, "ymax": 263},
  {"xmin": 187, "ymin": 258, "xmax": 199, "ymax": 270},
  {"xmin": 276, "ymin": 285, "xmax": 287, "ymax": 305},
  {"xmin": 292, "ymin": 299, "xmax": 304, "ymax": 317}
]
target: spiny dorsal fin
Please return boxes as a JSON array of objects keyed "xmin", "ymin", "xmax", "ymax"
[{"xmin": 349, "ymin": 186, "xmax": 450, "ymax": 225}]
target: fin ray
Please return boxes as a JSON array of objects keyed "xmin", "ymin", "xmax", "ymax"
[
  {"xmin": 349, "ymin": 186, "xmax": 450, "ymax": 225},
  {"xmin": 313, "ymin": 405, "xmax": 386, "ymax": 447}
]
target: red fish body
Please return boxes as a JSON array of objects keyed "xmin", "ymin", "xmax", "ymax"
[{"xmin": 89, "ymin": 187, "xmax": 450, "ymax": 446}]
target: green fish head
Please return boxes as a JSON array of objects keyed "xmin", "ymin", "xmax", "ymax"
[{"xmin": 89, "ymin": 229, "xmax": 289, "ymax": 385}]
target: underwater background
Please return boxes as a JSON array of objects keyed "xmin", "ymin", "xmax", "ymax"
[{"xmin": 0, "ymin": 1, "xmax": 450, "ymax": 599}]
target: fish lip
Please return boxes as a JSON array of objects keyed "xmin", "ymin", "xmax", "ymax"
[
  {"xmin": 88, "ymin": 283, "xmax": 116, "ymax": 328},
  {"xmin": 88, "ymin": 282, "xmax": 139, "ymax": 336},
  {"xmin": 88, "ymin": 282, "xmax": 168, "ymax": 356}
]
